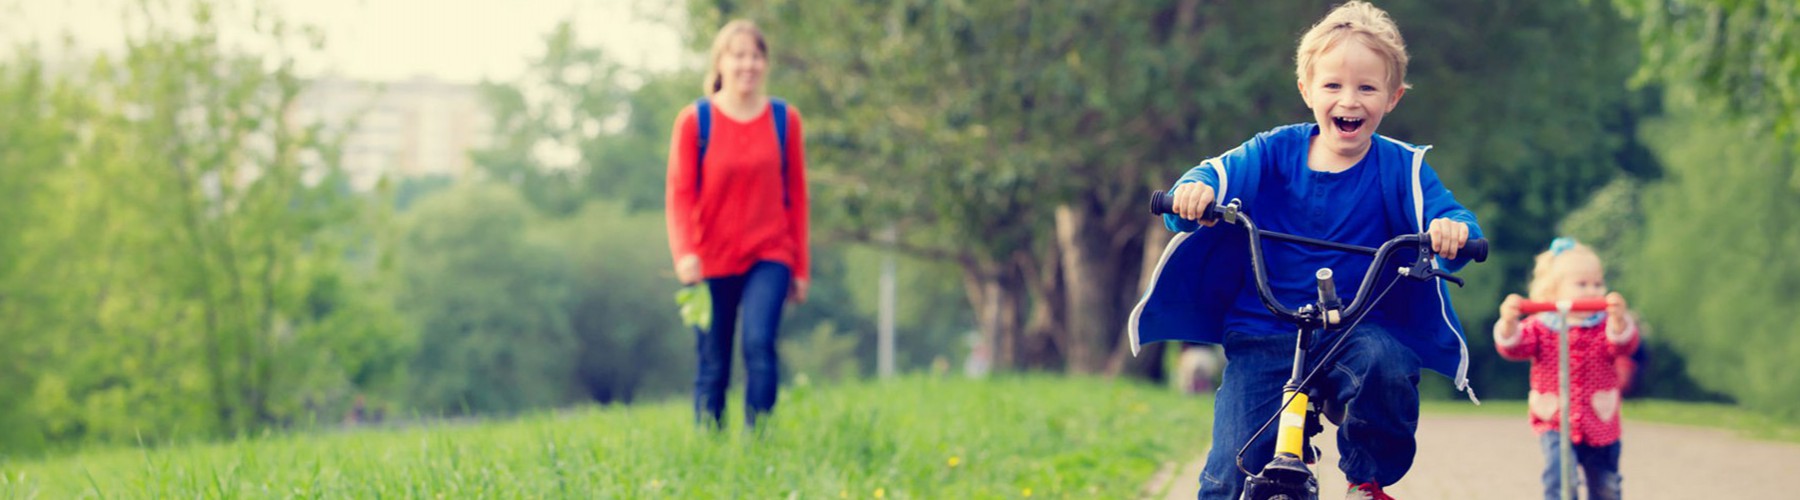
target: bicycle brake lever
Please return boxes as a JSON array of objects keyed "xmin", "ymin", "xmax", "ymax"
[
  {"xmin": 1399, "ymin": 257, "xmax": 1466, "ymax": 287},
  {"xmin": 1436, "ymin": 271, "xmax": 1465, "ymax": 288}
]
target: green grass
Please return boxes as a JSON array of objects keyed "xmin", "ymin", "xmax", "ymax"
[
  {"xmin": 11, "ymin": 376, "xmax": 1798, "ymax": 499},
  {"xmin": 1422, "ymin": 398, "xmax": 1800, "ymax": 444},
  {"xmin": 0, "ymin": 375, "xmax": 1215, "ymax": 498}
]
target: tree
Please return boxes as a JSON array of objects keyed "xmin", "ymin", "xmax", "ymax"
[
  {"xmin": 398, "ymin": 184, "xmax": 580, "ymax": 415},
  {"xmin": 0, "ymin": 52, "xmax": 78, "ymax": 453},
  {"xmin": 1602, "ymin": 0, "xmax": 1800, "ymax": 414},
  {"xmin": 542, "ymin": 199, "xmax": 693, "ymax": 403},
  {"xmin": 688, "ymin": 1, "xmax": 1648, "ymax": 389},
  {"xmin": 1620, "ymin": 112, "xmax": 1800, "ymax": 416},
  {"xmin": 471, "ymin": 21, "xmax": 694, "ymax": 216},
  {"xmin": 0, "ymin": 0, "xmax": 411, "ymax": 448},
  {"xmin": 1612, "ymin": 0, "xmax": 1800, "ymax": 141}
]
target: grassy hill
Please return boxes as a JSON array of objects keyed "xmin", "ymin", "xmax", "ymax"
[{"xmin": 0, "ymin": 375, "xmax": 1215, "ymax": 498}]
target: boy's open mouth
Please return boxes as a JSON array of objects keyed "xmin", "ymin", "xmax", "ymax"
[{"xmin": 1332, "ymin": 116, "xmax": 1364, "ymax": 134}]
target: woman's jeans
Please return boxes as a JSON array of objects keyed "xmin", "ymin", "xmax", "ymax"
[
  {"xmin": 1540, "ymin": 430, "xmax": 1622, "ymax": 500},
  {"xmin": 1198, "ymin": 326, "xmax": 1422, "ymax": 499},
  {"xmin": 694, "ymin": 261, "xmax": 791, "ymax": 429}
]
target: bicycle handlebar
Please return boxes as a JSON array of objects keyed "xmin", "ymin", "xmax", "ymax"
[
  {"xmin": 1149, "ymin": 189, "xmax": 1488, "ymax": 326},
  {"xmin": 1149, "ymin": 190, "xmax": 1488, "ymax": 262},
  {"xmin": 1518, "ymin": 298, "xmax": 1608, "ymax": 314}
]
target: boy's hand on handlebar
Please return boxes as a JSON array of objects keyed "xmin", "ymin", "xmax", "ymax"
[
  {"xmin": 1171, "ymin": 182, "xmax": 1217, "ymax": 226},
  {"xmin": 1427, "ymin": 218, "xmax": 1470, "ymax": 259}
]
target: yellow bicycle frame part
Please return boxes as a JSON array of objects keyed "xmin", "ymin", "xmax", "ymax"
[{"xmin": 1274, "ymin": 389, "xmax": 1309, "ymax": 458}]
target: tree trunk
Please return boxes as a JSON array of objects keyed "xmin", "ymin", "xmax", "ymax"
[
  {"xmin": 961, "ymin": 259, "xmax": 1026, "ymax": 372},
  {"xmin": 1108, "ymin": 222, "xmax": 1177, "ymax": 379},
  {"xmin": 1055, "ymin": 190, "xmax": 1150, "ymax": 374},
  {"xmin": 1015, "ymin": 247, "xmax": 1064, "ymax": 371},
  {"xmin": 1055, "ymin": 202, "xmax": 1119, "ymax": 373}
]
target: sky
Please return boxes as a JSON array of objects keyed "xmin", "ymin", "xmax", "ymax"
[{"xmin": 2, "ymin": 0, "xmax": 694, "ymax": 83}]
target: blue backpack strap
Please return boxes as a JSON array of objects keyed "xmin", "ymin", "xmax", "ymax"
[
  {"xmin": 771, "ymin": 97, "xmax": 790, "ymax": 207},
  {"xmin": 694, "ymin": 98, "xmax": 711, "ymax": 195}
]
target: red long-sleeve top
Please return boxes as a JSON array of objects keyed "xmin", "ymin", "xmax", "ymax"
[
  {"xmin": 1494, "ymin": 313, "xmax": 1639, "ymax": 446},
  {"xmin": 665, "ymin": 100, "xmax": 810, "ymax": 283}
]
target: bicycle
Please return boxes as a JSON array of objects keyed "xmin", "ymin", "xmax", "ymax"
[
  {"xmin": 1515, "ymin": 297, "xmax": 1609, "ymax": 500},
  {"xmin": 1148, "ymin": 191, "xmax": 1489, "ymax": 500}
]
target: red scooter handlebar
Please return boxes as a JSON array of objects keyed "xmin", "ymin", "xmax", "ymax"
[{"xmin": 1518, "ymin": 298, "xmax": 1608, "ymax": 314}]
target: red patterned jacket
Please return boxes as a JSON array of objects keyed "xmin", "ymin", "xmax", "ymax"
[{"xmin": 1494, "ymin": 313, "xmax": 1639, "ymax": 445}]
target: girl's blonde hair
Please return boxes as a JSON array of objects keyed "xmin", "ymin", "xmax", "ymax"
[
  {"xmin": 1295, "ymin": 1, "xmax": 1411, "ymax": 91},
  {"xmin": 703, "ymin": 20, "xmax": 767, "ymax": 96},
  {"xmin": 1527, "ymin": 238, "xmax": 1602, "ymax": 301}
]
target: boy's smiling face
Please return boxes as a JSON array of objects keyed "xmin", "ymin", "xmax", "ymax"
[{"xmin": 1299, "ymin": 38, "xmax": 1405, "ymax": 169}]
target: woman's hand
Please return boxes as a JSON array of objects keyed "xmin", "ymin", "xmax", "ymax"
[
  {"xmin": 676, "ymin": 255, "xmax": 702, "ymax": 285},
  {"xmin": 789, "ymin": 278, "xmax": 809, "ymax": 304},
  {"xmin": 1170, "ymin": 182, "xmax": 1217, "ymax": 226},
  {"xmin": 1427, "ymin": 218, "xmax": 1470, "ymax": 259}
]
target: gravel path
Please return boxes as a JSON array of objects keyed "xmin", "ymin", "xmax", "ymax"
[{"xmin": 1151, "ymin": 414, "xmax": 1800, "ymax": 499}]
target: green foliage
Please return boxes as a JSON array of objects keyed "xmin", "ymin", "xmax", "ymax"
[
  {"xmin": 780, "ymin": 322, "xmax": 861, "ymax": 385},
  {"xmin": 397, "ymin": 184, "xmax": 579, "ymax": 414},
  {"xmin": 471, "ymin": 21, "xmax": 698, "ymax": 215},
  {"xmin": 1613, "ymin": 0, "xmax": 1800, "ymax": 142},
  {"xmin": 674, "ymin": 285, "xmax": 712, "ymax": 330},
  {"xmin": 694, "ymin": 0, "xmax": 1651, "ymax": 379},
  {"xmin": 839, "ymin": 244, "xmax": 975, "ymax": 371},
  {"xmin": 539, "ymin": 199, "xmax": 692, "ymax": 403},
  {"xmin": 0, "ymin": 53, "xmax": 77, "ymax": 454},
  {"xmin": 0, "ymin": 1, "xmax": 411, "ymax": 452},
  {"xmin": 1623, "ymin": 110, "xmax": 1800, "ymax": 417},
  {"xmin": 1, "ymin": 376, "xmax": 1213, "ymax": 497}
]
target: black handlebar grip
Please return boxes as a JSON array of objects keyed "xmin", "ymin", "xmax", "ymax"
[
  {"xmin": 1149, "ymin": 190, "xmax": 1176, "ymax": 216},
  {"xmin": 1462, "ymin": 238, "xmax": 1489, "ymax": 263},
  {"xmin": 1424, "ymin": 236, "xmax": 1490, "ymax": 263},
  {"xmin": 1149, "ymin": 190, "xmax": 1224, "ymax": 221}
]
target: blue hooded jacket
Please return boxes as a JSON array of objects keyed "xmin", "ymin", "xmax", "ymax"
[{"xmin": 1128, "ymin": 124, "xmax": 1485, "ymax": 400}]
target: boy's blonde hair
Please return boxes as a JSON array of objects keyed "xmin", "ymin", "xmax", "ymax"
[
  {"xmin": 1527, "ymin": 238, "xmax": 1602, "ymax": 301},
  {"xmin": 703, "ymin": 20, "xmax": 767, "ymax": 95},
  {"xmin": 1295, "ymin": 1, "xmax": 1411, "ymax": 91}
]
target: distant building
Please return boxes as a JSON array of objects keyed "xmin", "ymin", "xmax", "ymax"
[{"xmin": 291, "ymin": 76, "xmax": 493, "ymax": 191}]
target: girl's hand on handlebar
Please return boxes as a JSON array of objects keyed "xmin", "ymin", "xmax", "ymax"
[
  {"xmin": 1498, "ymin": 293, "xmax": 1524, "ymax": 325},
  {"xmin": 1427, "ymin": 218, "xmax": 1470, "ymax": 259},
  {"xmin": 1495, "ymin": 293, "xmax": 1525, "ymax": 343},
  {"xmin": 1605, "ymin": 292, "xmax": 1629, "ymax": 335},
  {"xmin": 1171, "ymin": 182, "xmax": 1217, "ymax": 226}
]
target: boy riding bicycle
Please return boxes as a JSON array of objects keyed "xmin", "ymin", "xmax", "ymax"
[{"xmin": 1128, "ymin": 2, "xmax": 1484, "ymax": 498}]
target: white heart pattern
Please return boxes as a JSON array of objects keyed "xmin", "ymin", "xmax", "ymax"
[
  {"xmin": 1528, "ymin": 390, "xmax": 1560, "ymax": 420},
  {"xmin": 1592, "ymin": 389, "xmax": 1621, "ymax": 423}
]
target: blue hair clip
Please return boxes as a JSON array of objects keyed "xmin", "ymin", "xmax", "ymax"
[{"xmin": 1548, "ymin": 237, "xmax": 1576, "ymax": 255}]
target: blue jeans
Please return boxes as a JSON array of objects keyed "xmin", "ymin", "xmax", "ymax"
[
  {"xmin": 1198, "ymin": 327, "xmax": 1421, "ymax": 499},
  {"xmin": 694, "ymin": 261, "xmax": 791, "ymax": 429},
  {"xmin": 1539, "ymin": 430, "xmax": 1622, "ymax": 500}
]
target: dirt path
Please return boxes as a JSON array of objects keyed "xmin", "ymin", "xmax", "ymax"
[{"xmin": 1151, "ymin": 414, "xmax": 1800, "ymax": 499}]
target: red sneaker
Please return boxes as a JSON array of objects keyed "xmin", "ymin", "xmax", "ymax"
[{"xmin": 1346, "ymin": 482, "xmax": 1395, "ymax": 500}]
